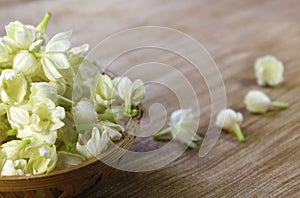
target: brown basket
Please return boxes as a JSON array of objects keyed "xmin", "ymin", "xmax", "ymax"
[{"xmin": 0, "ymin": 116, "xmax": 140, "ymax": 198}]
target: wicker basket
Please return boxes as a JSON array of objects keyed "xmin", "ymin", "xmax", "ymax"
[{"xmin": 0, "ymin": 115, "xmax": 140, "ymax": 198}]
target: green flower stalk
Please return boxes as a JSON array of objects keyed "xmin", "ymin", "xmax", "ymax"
[
  {"xmin": 6, "ymin": 129, "xmax": 17, "ymax": 136},
  {"xmin": 245, "ymin": 90, "xmax": 289, "ymax": 114},
  {"xmin": 57, "ymin": 95, "xmax": 76, "ymax": 107},
  {"xmin": 153, "ymin": 109, "xmax": 201, "ymax": 148},
  {"xmin": 36, "ymin": 12, "xmax": 52, "ymax": 33},
  {"xmin": 216, "ymin": 109, "xmax": 245, "ymax": 142}
]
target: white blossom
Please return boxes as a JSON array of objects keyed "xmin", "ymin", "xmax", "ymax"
[
  {"xmin": 30, "ymin": 82, "xmax": 57, "ymax": 104},
  {"xmin": 0, "ymin": 69, "xmax": 27, "ymax": 105},
  {"xmin": 40, "ymin": 31, "xmax": 72, "ymax": 82},
  {"xmin": 73, "ymin": 99, "xmax": 97, "ymax": 125},
  {"xmin": 94, "ymin": 74, "xmax": 114, "ymax": 103},
  {"xmin": 99, "ymin": 121, "xmax": 123, "ymax": 141},
  {"xmin": 255, "ymin": 55, "xmax": 284, "ymax": 86},
  {"xmin": 245, "ymin": 90, "xmax": 289, "ymax": 113},
  {"xmin": 13, "ymin": 50, "xmax": 39, "ymax": 76},
  {"xmin": 1, "ymin": 159, "xmax": 27, "ymax": 176},
  {"xmin": 117, "ymin": 77, "xmax": 145, "ymax": 115},
  {"xmin": 153, "ymin": 109, "xmax": 201, "ymax": 148},
  {"xmin": 4, "ymin": 21, "xmax": 36, "ymax": 50},
  {"xmin": 76, "ymin": 127, "xmax": 110, "ymax": 159},
  {"xmin": 216, "ymin": 109, "xmax": 245, "ymax": 142}
]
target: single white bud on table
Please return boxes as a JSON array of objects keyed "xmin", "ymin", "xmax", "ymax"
[
  {"xmin": 254, "ymin": 55, "xmax": 284, "ymax": 87},
  {"xmin": 153, "ymin": 109, "xmax": 201, "ymax": 148},
  {"xmin": 245, "ymin": 90, "xmax": 289, "ymax": 113},
  {"xmin": 216, "ymin": 109, "xmax": 245, "ymax": 142}
]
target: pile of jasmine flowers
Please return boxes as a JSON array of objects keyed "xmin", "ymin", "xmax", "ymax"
[{"xmin": 0, "ymin": 13, "xmax": 145, "ymax": 176}]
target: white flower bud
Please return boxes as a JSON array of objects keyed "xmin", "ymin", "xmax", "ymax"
[
  {"xmin": 245, "ymin": 90, "xmax": 271, "ymax": 113},
  {"xmin": 255, "ymin": 55, "xmax": 284, "ymax": 86},
  {"xmin": 0, "ymin": 69, "xmax": 27, "ymax": 105},
  {"xmin": 4, "ymin": 21, "xmax": 36, "ymax": 50},
  {"xmin": 245, "ymin": 90, "xmax": 289, "ymax": 114},
  {"xmin": 216, "ymin": 109, "xmax": 243, "ymax": 132},
  {"xmin": 30, "ymin": 82, "xmax": 57, "ymax": 102},
  {"xmin": 100, "ymin": 121, "xmax": 124, "ymax": 141},
  {"xmin": 117, "ymin": 77, "xmax": 146, "ymax": 114},
  {"xmin": 13, "ymin": 50, "xmax": 38, "ymax": 76},
  {"xmin": 73, "ymin": 99, "xmax": 97, "ymax": 125},
  {"xmin": 29, "ymin": 39, "xmax": 44, "ymax": 52},
  {"xmin": 153, "ymin": 109, "xmax": 201, "ymax": 148},
  {"xmin": 93, "ymin": 74, "xmax": 114, "ymax": 107},
  {"xmin": 1, "ymin": 159, "xmax": 26, "ymax": 176},
  {"xmin": 169, "ymin": 109, "xmax": 201, "ymax": 148},
  {"xmin": 76, "ymin": 127, "xmax": 109, "ymax": 159},
  {"xmin": 216, "ymin": 109, "xmax": 245, "ymax": 142}
]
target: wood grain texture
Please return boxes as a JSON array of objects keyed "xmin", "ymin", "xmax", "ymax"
[{"xmin": 1, "ymin": 0, "xmax": 300, "ymax": 197}]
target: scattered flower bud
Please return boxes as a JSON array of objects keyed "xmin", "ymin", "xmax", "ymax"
[
  {"xmin": 153, "ymin": 109, "xmax": 201, "ymax": 148},
  {"xmin": 245, "ymin": 90, "xmax": 289, "ymax": 113},
  {"xmin": 216, "ymin": 109, "xmax": 245, "ymax": 142},
  {"xmin": 254, "ymin": 55, "xmax": 284, "ymax": 86}
]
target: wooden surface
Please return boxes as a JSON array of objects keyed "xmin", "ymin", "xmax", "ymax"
[{"xmin": 1, "ymin": 0, "xmax": 300, "ymax": 197}]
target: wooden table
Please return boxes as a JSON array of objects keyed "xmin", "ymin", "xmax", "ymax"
[{"xmin": 1, "ymin": 0, "xmax": 299, "ymax": 197}]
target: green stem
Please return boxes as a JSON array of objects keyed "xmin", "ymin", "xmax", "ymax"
[
  {"xmin": 57, "ymin": 95, "xmax": 76, "ymax": 107},
  {"xmin": 98, "ymin": 113, "xmax": 115, "ymax": 121},
  {"xmin": 0, "ymin": 65, "xmax": 11, "ymax": 70},
  {"xmin": 7, "ymin": 129, "xmax": 17, "ymax": 136},
  {"xmin": 36, "ymin": 12, "xmax": 52, "ymax": 33},
  {"xmin": 73, "ymin": 124, "xmax": 95, "ymax": 131},
  {"xmin": 271, "ymin": 101, "xmax": 289, "ymax": 109},
  {"xmin": 19, "ymin": 139, "xmax": 31, "ymax": 150},
  {"xmin": 55, "ymin": 141, "xmax": 63, "ymax": 150},
  {"xmin": 31, "ymin": 51, "xmax": 43, "ymax": 59},
  {"xmin": 232, "ymin": 123, "xmax": 245, "ymax": 142},
  {"xmin": 153, "ymin": 127, "xmax": 172, "ymax": 140},
  {"xmin": 67, "ymin": 142, "xmax": 73, "ymax": 152},
  {"xmin": 125, "ymin": 103, "xmax": 132, "ymax": 115},
  {"xmin": 130, "ymin": 109, "xmax": 139, "ymax": 117}
]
